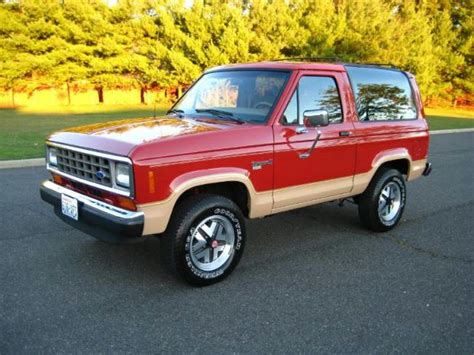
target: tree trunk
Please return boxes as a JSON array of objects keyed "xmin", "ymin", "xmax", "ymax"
[
  {"xmin": 66, "ymin": 81, "xmax": 71, "ymax": 105},
  {"xmin": 97, "ymin": 86, "xmax": 104, "ymax": 103},
  {"xmin": 140, "ymin": 86, "xmax": 146, "ymax": 104},
  {"xmin": 11, "ymin": 88, "xmax": 15, "ymax": 107}
]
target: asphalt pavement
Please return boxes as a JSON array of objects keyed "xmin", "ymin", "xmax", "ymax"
[{"xmin": 1, "ymin": 132, "xmax": 473, "ymax": 353}]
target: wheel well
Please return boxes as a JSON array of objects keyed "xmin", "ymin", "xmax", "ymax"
[
  {"xmin": 378, "ymin": 159, "xmax": 409, "ymax": 176},
  {"xmin": 175, "ymin": 181, "xmax": 250, "ymax": 217},
  {"xmin": 353, "ymin": 158, "xmax": 410, "ymax": 204}
]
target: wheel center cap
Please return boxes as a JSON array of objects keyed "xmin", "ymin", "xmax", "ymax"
[{"xmin": 210, "ymin": 240, "xmax": 219, "ymax": 249}]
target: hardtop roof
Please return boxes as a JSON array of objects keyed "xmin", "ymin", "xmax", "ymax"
[
  {"xmin": 206, "ymin": 61, "xmax": 403, "ymax": 73},
  {"xmin": 206, "ymin": 61, "xmax": 346, "ymax": 72}
]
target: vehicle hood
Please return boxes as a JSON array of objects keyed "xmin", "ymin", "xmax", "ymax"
[
  {"xmin": 61, "ymin": 116, "xmax": 227, "ymax": 144},
  {"xmin": 48, "ymin": 115, "xmax": 274, "ymax": 162},
  {"xmin": 48, "ymin": 116, "xmax": 237, "ymax": 156}
]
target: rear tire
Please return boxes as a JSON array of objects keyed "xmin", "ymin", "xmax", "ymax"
[
  {"xmin": 358, "ymin": 168, "xmax": 406, "ymax": 232},
  {"xmin": 161, "ymin": 194, "xmax": 246, "ymax": 286}
]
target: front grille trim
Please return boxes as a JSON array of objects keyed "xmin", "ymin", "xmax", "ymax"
[
  {"xmin": 56, "ymin": 147, "xmax": 113, "ymax": 187},
  {"xmin": 46, "ymin": 142, "xmax": 133, "ymax": 197}
]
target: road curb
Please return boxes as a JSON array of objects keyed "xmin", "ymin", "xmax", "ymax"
[
  {"xmin": 0, "ymin": 128, "xmax": 473, "ymax": 169},
  {"xmin": 0, "ymin": 158, "xmax": 45, "ymax": 170},
  {"xmin": 430, "ymin": 128, "xmax": 474, "ymax": 135}
]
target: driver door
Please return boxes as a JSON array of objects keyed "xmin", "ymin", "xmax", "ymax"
[{"xmin": 272, "ymin": 71, "xmax": 356, "ymax": 211}]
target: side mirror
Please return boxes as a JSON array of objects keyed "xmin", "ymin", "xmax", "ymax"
[{"xmin": 303, "ymin": 110, "xmax": 329, "ymax": 128}]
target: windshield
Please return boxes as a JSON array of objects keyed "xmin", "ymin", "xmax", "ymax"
[{"xmin": 171, "ymin": 70, "xmax": 289, "ymax": 123}]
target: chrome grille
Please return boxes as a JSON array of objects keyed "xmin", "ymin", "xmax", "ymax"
[{"xmin": 55, "ymin": 147, "xmax": 112, "ymax": 187}]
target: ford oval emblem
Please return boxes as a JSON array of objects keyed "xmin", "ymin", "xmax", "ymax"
[{"xmin": 95, "ymin": 170, "xmax": 106, "ymax": 179}]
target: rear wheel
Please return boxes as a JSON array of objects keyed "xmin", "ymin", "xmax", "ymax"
[
  {"xmin": 161, "ymin": 194, "xmax": 246, "ymax": 286},
  {"xmin": 358, "ymin": 168, "xmax": 406, "ymax": 232}
]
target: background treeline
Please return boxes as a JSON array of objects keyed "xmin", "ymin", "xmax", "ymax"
[{"xmin": 0, "ymin": 0, "xmax": 472, "ymax": 106}]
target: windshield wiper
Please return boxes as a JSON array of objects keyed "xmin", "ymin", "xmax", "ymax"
[
  {"xmin": 195, "ymin": 109, "xmax": 245, "ymax": 124},
  {"xmin": 167, "ymin": 108, "xmax": 185, "ymax": 118}
]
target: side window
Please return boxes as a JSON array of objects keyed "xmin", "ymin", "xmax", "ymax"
[
  {"xmin": 346, "ymin": 66, "xmax": 417, "ymax": 121},
  {"xmin": 282, "ymin": 76, "xmax": 343, "ymax": 125},
  {"xmin": 281, "ymin": 91, "xmax": 298, "ymax": 125}
]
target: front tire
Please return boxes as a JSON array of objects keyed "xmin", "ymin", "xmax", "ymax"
[
  {"xmin": 358, "ymin": 168, "xmax": 406, "ymax": 232},
  {"xmin": 161, "ymin": 194, "xmax": 246, "ymax": 286}
]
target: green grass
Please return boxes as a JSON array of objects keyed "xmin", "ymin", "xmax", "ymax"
[
  {"xmin": 425, "ymin": 107, "xmax": 474, "ymax": 131},
  {"xmin": 0, "ymin": 105, "xmax": 168, "ymax": 160},
  {"xmin": 0, "ymin": 105, "xmax": 472, "ymax": 160}
]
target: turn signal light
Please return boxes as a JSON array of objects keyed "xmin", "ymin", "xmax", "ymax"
[
  {"xmin": 52, "ymin": 174, "xmax": 63, "ymax": 185},
  {"xmin": 148, "ymin": 171, "xmax": 156, "ymax": 194},
  {"xmin": 116, "ymin": 196, "xmax": 137, "ymax": 211}
]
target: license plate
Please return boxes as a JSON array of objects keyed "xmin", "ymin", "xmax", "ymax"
[{"xmin": 61, "ymin": 194, "xmax": 78, "ymax": 220}]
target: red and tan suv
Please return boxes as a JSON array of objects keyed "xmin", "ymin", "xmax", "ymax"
[{"xmin": 40, "ymin": 61, "xmax": 431, "ymax": 285}]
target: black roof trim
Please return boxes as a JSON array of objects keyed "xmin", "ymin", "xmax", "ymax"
[
  {"xmin": 270, "ymin": 57, "xmax": 401, "ymax": 71},
  {"xmin": 343, "ymin": 63, "xmax": 402, "ymax": 72}
]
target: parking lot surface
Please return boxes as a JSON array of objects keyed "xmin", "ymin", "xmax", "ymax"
[{"xmin": 1, "ymin": 132, "xmax": 473, "ymax": 353}]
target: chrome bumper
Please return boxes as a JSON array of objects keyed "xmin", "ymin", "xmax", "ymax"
[{"xmin": 40, "ymin": 180, "xmax": 145, "ymax": 243}]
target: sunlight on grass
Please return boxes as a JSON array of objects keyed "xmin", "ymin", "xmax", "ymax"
[
  {"xmin": 16, "ymin": 104, "xmax": 169, "ymax": 115},
  {"xmin": 0, "ymin": 105, "xmax": 169, "ymax": 160},
  {"xmin": 425, "ymin": 107, "xmax": 474, "ymax": 119}
]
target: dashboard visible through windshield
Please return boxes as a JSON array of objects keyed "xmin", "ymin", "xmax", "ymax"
[{"xmin": 170, "ymin": 70, "xmax": 290, "ymax": 123}]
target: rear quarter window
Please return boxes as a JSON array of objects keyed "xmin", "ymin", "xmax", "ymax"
[{"xmin": 346, "ymin": 66, "xmax": 417, "ymax": 121}]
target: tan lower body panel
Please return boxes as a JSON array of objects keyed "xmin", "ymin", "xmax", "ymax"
[
  {"xmin": 272, "ymin": 175, "xmax": 354, "ymax": 213},
  {"xmin": 137, "ymin": 200, "xmax": 175, "ymax": 236},
  {"xmin": 137, "ymin": 159, "xmax": 427, "ymax": 236},
  {"xmin": 272, "ymin": 158, "xmax": 427, "ymax": 214},
  {"xmin": 408, "ymin": 158, "xmax": 427, "ymax": 181}
]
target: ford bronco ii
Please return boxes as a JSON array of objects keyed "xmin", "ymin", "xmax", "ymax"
[{"xmin": 40, "ymin": 61, "xmax": 431, "ymax": 286}]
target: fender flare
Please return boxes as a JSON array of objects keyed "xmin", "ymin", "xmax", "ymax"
[
  {"xmin": 137, "ymin": 167, "xmax": 272, "ymax": 235},
  {"xmin": 371, "ymin": 148, "xmax": 412, "ymax": 176},
  {"xmin": 353, "ymin": 148, "xmax": 413, "ymax": 195}
]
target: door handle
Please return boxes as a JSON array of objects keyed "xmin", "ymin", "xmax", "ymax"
[{"xmin": 339, "ymin": 131, "xmax": 351, "ymax": 137}]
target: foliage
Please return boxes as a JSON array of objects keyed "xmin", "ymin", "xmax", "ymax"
[{"xmin": 0, "ymin": 0, "xmax": 472, "ymax": 105}]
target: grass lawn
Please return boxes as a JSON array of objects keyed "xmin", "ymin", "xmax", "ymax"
[
  {"xmin": 425, "ymin": 107, "xmax": 474, "ymax": 131},
  {"xmin": 0, "ymin": 105, "xmax": 168, "ymax": 160},
  {"xmin": 0, "ymin": 105, "xmax": 472, "ymax": 161}
]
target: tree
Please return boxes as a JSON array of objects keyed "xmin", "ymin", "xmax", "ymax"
[{"xmin": 0, "ymin": 0, "xmax": 471, "ymax": 107}]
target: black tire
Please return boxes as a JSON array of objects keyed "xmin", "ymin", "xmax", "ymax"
[
  {"xmin": 358, "ymin": 168, "xmax": 406, "ymax": 232},
  {"xmin": 161, "ymin": 194, "xmax": 246, "ymax": 286}
]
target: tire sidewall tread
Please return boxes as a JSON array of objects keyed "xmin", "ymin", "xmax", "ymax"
[
  {"xmin": 358, "ymin": 168, "xmax": 407, "ymax": 232},
  {"xmin": 161, "ymin": 194, "xmax": 246, "ymax": 286}
]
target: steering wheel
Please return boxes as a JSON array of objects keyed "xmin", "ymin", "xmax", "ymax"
[{"xmin": 254, "ymin": 101, "xmax": 273, "ymax": 110}]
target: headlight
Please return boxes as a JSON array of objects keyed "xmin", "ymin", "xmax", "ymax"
[
  {"xmin": 49, "ymin": 147, "xmax": 58, "ymax": 166},
  {"xmin": 115, "ymin": 163, "xmax": 130, "ymax": 188}
]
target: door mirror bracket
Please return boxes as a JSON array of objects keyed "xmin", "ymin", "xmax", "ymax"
[
  {"xmin": 299, "ymin": 110, "xmax": 328, "ymax": 159},
  {"xmin": 299, "ymin": 129, "xmax": 322, "ymax": 159}
]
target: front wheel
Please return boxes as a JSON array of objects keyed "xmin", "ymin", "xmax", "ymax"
[
  {"xmin": 161, "ymin": 194, "xmax": 246, "ymax": 286},
  {"xmin": 358, "ymin": 168, "xmax": 406, "ymax": 232}
]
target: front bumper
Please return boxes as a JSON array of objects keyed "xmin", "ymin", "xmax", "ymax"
[{"xmin": 40, "ymin": 180, "xmax": 145, "ymax": 243}]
